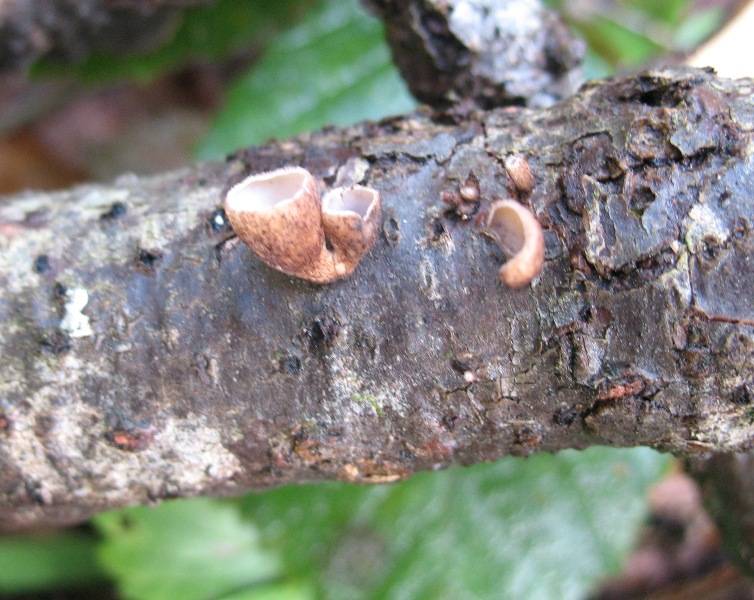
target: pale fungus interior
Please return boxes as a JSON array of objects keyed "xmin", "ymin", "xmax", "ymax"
[
  {"xmin": 226, "ymin": 168, "xmax": 309, "ymax": 212},
  {"xmin": 488, "ymin": 204, "xmax": 525, "ymax": 256},
  {"xmin": 323, "ymin": 186, "xmax": 376, "ymax": 218}
]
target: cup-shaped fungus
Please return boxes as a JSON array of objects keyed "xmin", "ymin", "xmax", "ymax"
[
  {"xmin": 486, "ymin": 199, "xmax": 545, "ymax": 288},
  {"xmin": 224, "ymin": 167, "xmax": 381, "ymax": 283},
  {"xmin": 321, "ymin": 185, "xmax": 381, "ymax": 275}
]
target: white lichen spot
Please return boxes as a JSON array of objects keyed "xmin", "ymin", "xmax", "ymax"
[
  {"xmin": 148, "ymin": 417, "xmax": 241, "ymax": 489},
  {"xmin": 317, "ymin": 325, "xmax": 408, "ymax": 424},
  {"xmin": 81, "ymin": 187, "xmax": 129, "ymax": 210},
  {"xmin": 584, "ymin": 205, "xmax": 608, "ymax": 268},
  {"xmin": 418, "ymin": 256, "xmax": 442, "ymax": 304},
  {"xmin": 60, "ymin": 288, "xmax": 93, "ymax": 338},
  {"xmin": 685, "ymin": 203, "xmax": 729, "ymax": 253},
  {"xmin": 449, "ymin": 0, "xmax": 545, "ymax": 88},
  {"xmin": 658, "ymin": 250, "xmax": 692, "ymax": 307}
]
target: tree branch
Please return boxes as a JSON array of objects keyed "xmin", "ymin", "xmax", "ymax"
[
  {"xmin": 0, "ymin": 0, "xmax": 206, "ymax": 73},
  {"xmin": 365, "ymin": 0, "xmax": 585, "ymax": 108},
  {"xmin": 1, "ymin": 67, "xmax": 753, "ymax": 530},
  {"xmin": 680, "ymin": 23, "xmax": 754, "ymax": 573}
]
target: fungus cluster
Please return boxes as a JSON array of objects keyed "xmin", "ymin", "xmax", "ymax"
[
  {"xmin": 224, "ymin": 167, "xmax": 381, "ymax": 283},
  {"xmin": 225, "ymin": 164, "xmax": 544, "ymax": 288}
]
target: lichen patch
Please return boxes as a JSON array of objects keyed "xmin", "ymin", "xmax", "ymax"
[{"xmin": 60, "ymin": 288, "xmax": 93, "ymax": 339}]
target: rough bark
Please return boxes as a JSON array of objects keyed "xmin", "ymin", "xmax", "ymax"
[
  {"xmin": 0, "ymin": 0, "xmax": 207, "ymax": 73},
  {"xmin": 1, "ymin": 67, "xmax": 753, "ymax": 531},
  {"xmin": 682, "ymin": 5, "xmax": 754, "ymax": 576},
  {"xmin": 366, "ymin": 0, "xmax": 585, "ymax": 108}
]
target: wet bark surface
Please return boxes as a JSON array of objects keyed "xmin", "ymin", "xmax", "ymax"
[{"xmin": 0, "ymin": 67, "xmax": 753, "ymax": 530}]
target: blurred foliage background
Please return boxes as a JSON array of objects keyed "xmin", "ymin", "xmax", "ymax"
[{"xmin": 0, "ymin": 0, "xmax": 738, "ymax": 598}]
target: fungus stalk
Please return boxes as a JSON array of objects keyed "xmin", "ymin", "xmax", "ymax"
[
  {"xmin": 224, "ymin": 167, "xmax": 381, "ymax": 283},
  {"xmin": 486, "ymin": 199, "xmax": 545, "ymax": 288}
]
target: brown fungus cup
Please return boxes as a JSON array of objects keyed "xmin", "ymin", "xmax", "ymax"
[
  {"xmin": 224, "ymin": 167, "xmax": 381, "ymax": 283},
  {"xmin": 486, "ymin": 199, "xmax": 545, "ymax": 289}
]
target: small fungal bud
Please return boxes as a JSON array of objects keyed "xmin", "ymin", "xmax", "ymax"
[
  {"xmin": 224, "ymin": 167, "xmax": 380, "ymax": 283},
  {"xmin": 486, "ymin": 199, "xmax": 545, "ymax": 289},
  {"xmin": 504, "ymin": 154, "xmax": 535, "ymax": 194},
  {"xmin": 459, "ymin": 173, "xmax": 480, "ymax": 202}
]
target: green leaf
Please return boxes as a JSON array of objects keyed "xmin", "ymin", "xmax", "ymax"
[
  {"xmin": 242, "ymin": 447, "xmax": 670, "ymax": 600},
  {"xmin": 0, "ymin": 532, "xmax": 105, "ymax": 593},
  {"xmin": 549, "ymin": 0, "xmax": 714, "ymax": 78},
  {"xmin": 196, "ymin": 0, "xmax": 416, "ymax": 159},
  {"xmin": 221, "ymin": 580, "xmax": 314, "ymax": 600},
  {"xmin": 570, "ymin": 16, "xmax": 665, "ymax": 68},
  {"xmin": 626, "ymin": 0, "xmax": 690, "ymax": 25},
  {"xmin": 95, "ymin": 498, "xmax": 283, "ymax": 600},
  {"xmin": 673, "ymin": 8, "xmax": 725, "ymax": 51},
  {"xmin": 32, "ymin": 0, "xmax": 311, "ymax": 83},
  {"xmin": 582, "ymin": 48, "xmax": 613, "ymax": 81}
]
